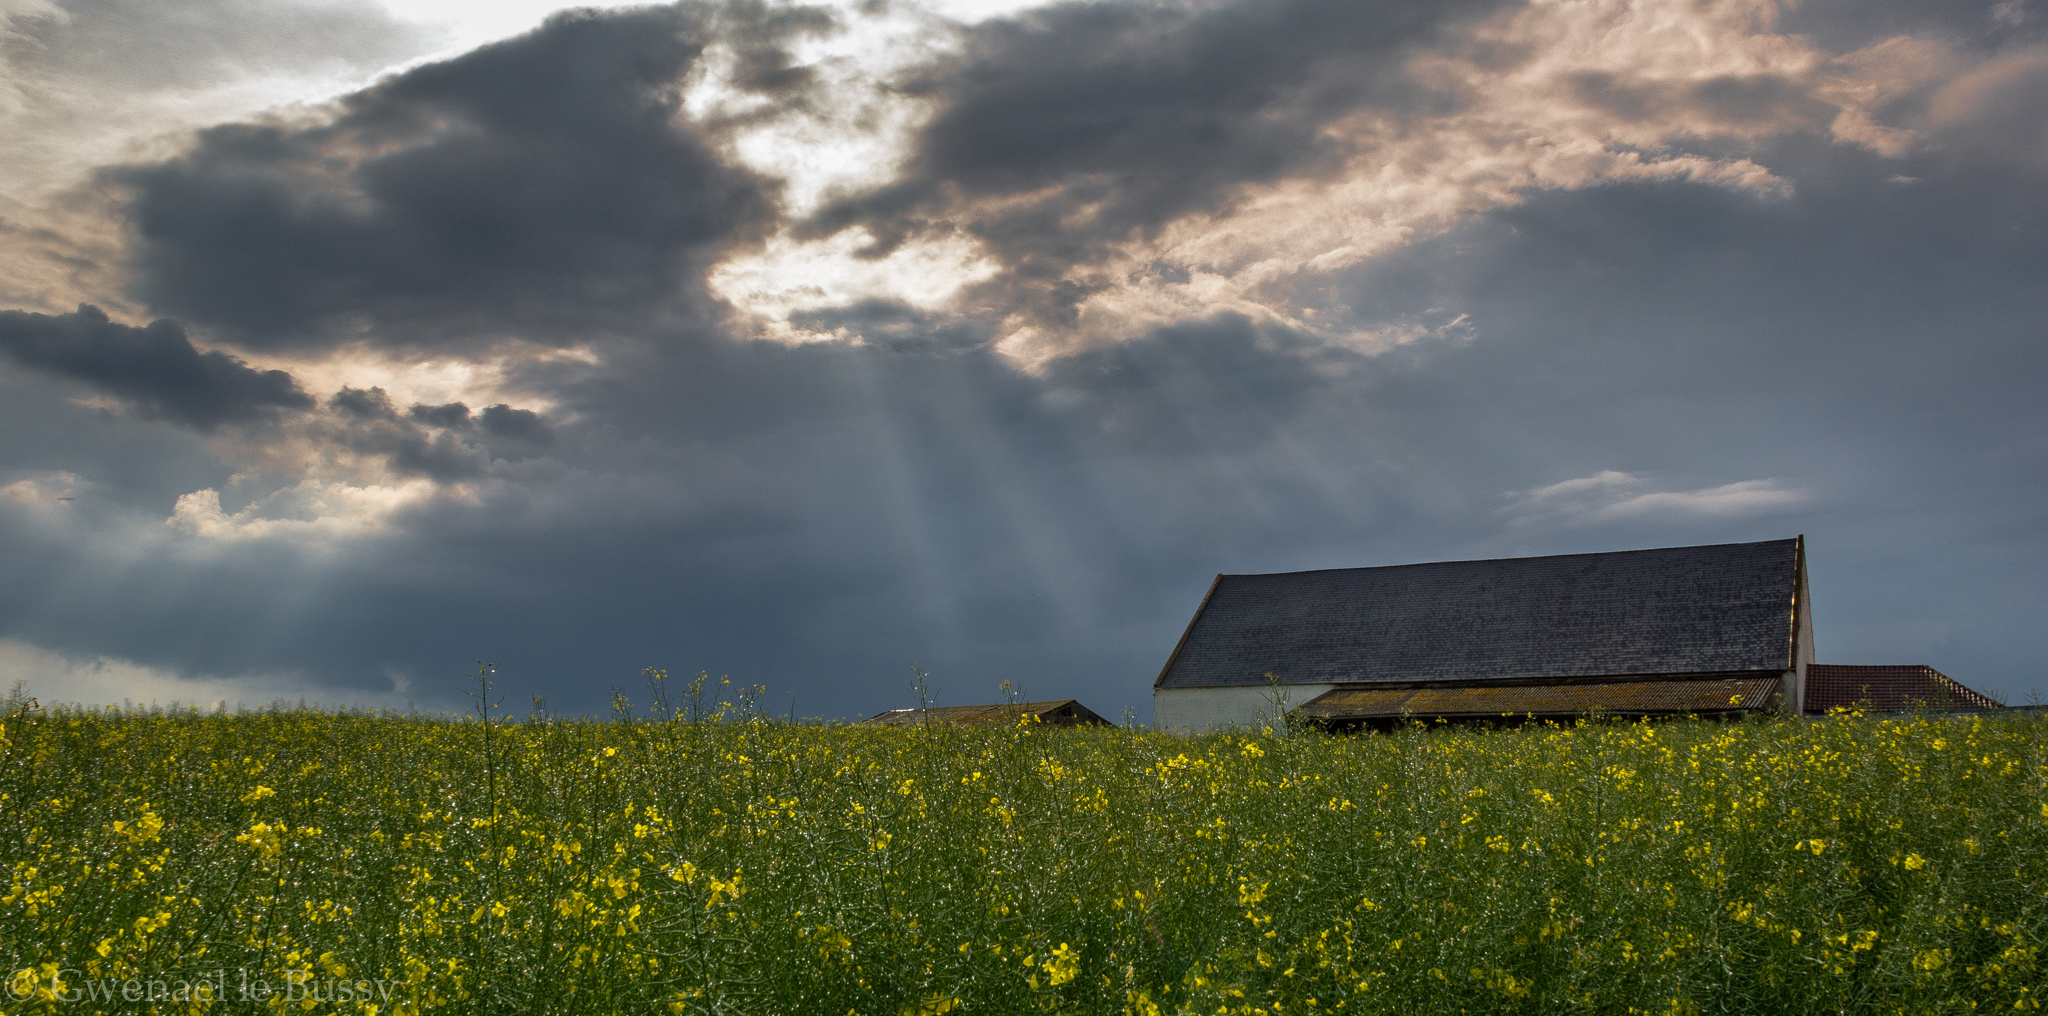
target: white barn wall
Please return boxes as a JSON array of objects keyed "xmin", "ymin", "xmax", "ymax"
[
  {"xmin": 1768, "ymin": 540, "xmax": 1818, "ymax": 714},
  {"xmin": 1153, "ymin": 684, "xmax": 1337, "ymax": 732},
  {"xmin": 1786, "ymin": 541, "xmax": 1814, "ymax": 712},
  {"xmin": 1793, "ymin": 577, "xmax": 1815, "ymax": 712}
]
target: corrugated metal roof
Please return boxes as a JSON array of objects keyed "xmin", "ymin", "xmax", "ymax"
[
  {"xmin": 1293, "ymin": 676, "xmax": 1783, "ymax": 721},
  {"xmin": 1157, "ymin": 538, "xmax": 1802, "ymax": 689},
  {"xmin": 1806, "ymin": 665, "xmax": 2000, "ymax": 713},
  {"xmin": 863, "ymin": 700, "xmax": 1113, "ymax": 727}
]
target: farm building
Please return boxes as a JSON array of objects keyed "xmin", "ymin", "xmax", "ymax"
[
  {"xmin": 1153, "ymin": 537, "xmax": 1815, "ymax": 730},
  {"xmin": 864, "ymin": 700, "xmax": 1113, "ymax": 728},
  {"xmin": 1803, "ymin": 664, "xmax": 2001, "ymax": 714}
]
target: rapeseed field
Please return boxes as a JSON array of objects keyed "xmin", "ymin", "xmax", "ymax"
[{"xmin": 2, "ymin": 678, "xmax": 2043, "ymax": 1015}]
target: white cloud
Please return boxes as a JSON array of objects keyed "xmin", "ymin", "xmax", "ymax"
[
  {"xmin": 699, "ymin": 0, "xmax": 1977, "ymax": 362},
  {"xmin": 1026, "ymin": 0, "xmax": 1932, "ymax": 355},
  {"xmin": 377, "ymin": 0, "xmax": 1045, "ymax": 67},
  {"xmin": 0, "ymin": 469, "xmax": 80, "ymax": 504},
  {"xmin": 0, "ymin": 2, "xmax": 440, "ymax": 207},
  {"xmin": 1925, "ymin": 46, "xmax": 2048, "ymax": 173},
  {"xmin": 1504, "ymin": 470, "xmax": 1811, "ymax": 527},
  {"xmin": 710, "ymin": 228, "xmax": 1001, "ymax": 343},
  {"xmin": 1595, "ymin": 479, "xmax": 1812, "ymax": 520},
  {"xmin": 242, "ymin": 343, "xmax": 588, "ymax": 418},
  {"xmin": 166, "ymin": 477, "xmax": 447, "ymax": 542}
]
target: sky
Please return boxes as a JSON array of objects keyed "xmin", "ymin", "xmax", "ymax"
[{"xmin": 0, "ymin": 0, "xmax": 2043, "ymax": 720}]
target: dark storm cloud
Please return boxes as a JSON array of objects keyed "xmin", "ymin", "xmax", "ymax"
[
  {"xmin": 6, "ymin": 0, "xmax": 2048, "ymax": 720},
  {"xmin": 479, "ymin": 404, "xmax": 552, "ymax": 445},
  {"xmin": 330, "ymin": 384, "xmax": 399, "ymax": 420},
  {"xmin": 346, "ymin": 424, "xmax": 491, "ymax": 482},
  {"xmin": 805, "ymin": 0, "xmax": 1511, "ymax": 325},
  {"xmin": 409, "ymin": 402, "xmax": 472, "ymax": 429},
  {"xmin": 317, "ymin": 386, "xmax": 555, "ymax": 480},
  {"xmin": 0, "ymin": 312, "xmax": 1378, "ymax": 715},
  {"xmin": 108, "ymin": 3, "xmax": 828, "ymax": 352},
  {"xmin": 0, "ymin": 304, "xmax": 313, "ymax": 430},
  {"xmin": 1037, "ymin": 314, "xmax": 1347, "ymax": 454},
  {"xmin": 427, "ymin": 127, "xmax": 2043, "ymax": 716},
  {"xmin": 1779, "ymin": 0, "xmax": 2039, "ymax": 55},
  {"xmin": 12, "ymin": 119, "xmax": 2048, "ymax": 712}
]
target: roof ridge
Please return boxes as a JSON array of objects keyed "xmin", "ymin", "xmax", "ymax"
[{"xmin": 1221, "ymin": 537, "xmax": 1799, "ymax": 579}]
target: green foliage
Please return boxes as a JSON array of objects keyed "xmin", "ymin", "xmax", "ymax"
[{"xmin": 1, "ymin": 704, "xmax": 2044, "ymax": 1014}]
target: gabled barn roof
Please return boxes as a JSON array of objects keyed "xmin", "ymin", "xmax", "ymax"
[
  {"xmin": 1157, "ymin": 538, "xmax": 1803, "ymax": 689},
  {"xmin": 1805, "ymin": 665, "xmax": 2000, "ymax": 713}
]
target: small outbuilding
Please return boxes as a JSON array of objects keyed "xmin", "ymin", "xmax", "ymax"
[
  {"xmin": 1804, "ymin": 664, "xmax": 2001, "ymax": 714},
  {"xmin": 1154, "ymin": 537, "xmax": 1815, "ymax": 730},
  {"xmin": 864, "ymin": 700, "xmax": 1113, "ymax": 728}
]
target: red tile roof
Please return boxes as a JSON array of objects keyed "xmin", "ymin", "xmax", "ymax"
[{"xmin": 1805, "ymin": 665, "xmax": 2000, "ymax": 713}]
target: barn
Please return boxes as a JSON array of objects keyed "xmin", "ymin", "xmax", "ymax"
[
  {"xmin": 1152, "ymin": 537, "xmax": 1814, "ymax": 730},
  {"xmin": 864, "ymin": 700, "xmax": 1113, "ymax": 728}
]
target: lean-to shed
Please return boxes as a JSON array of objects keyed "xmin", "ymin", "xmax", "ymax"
[{"xmin": 1803, "ymin": 664, "xmax": 2000, "ymax": 714}]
